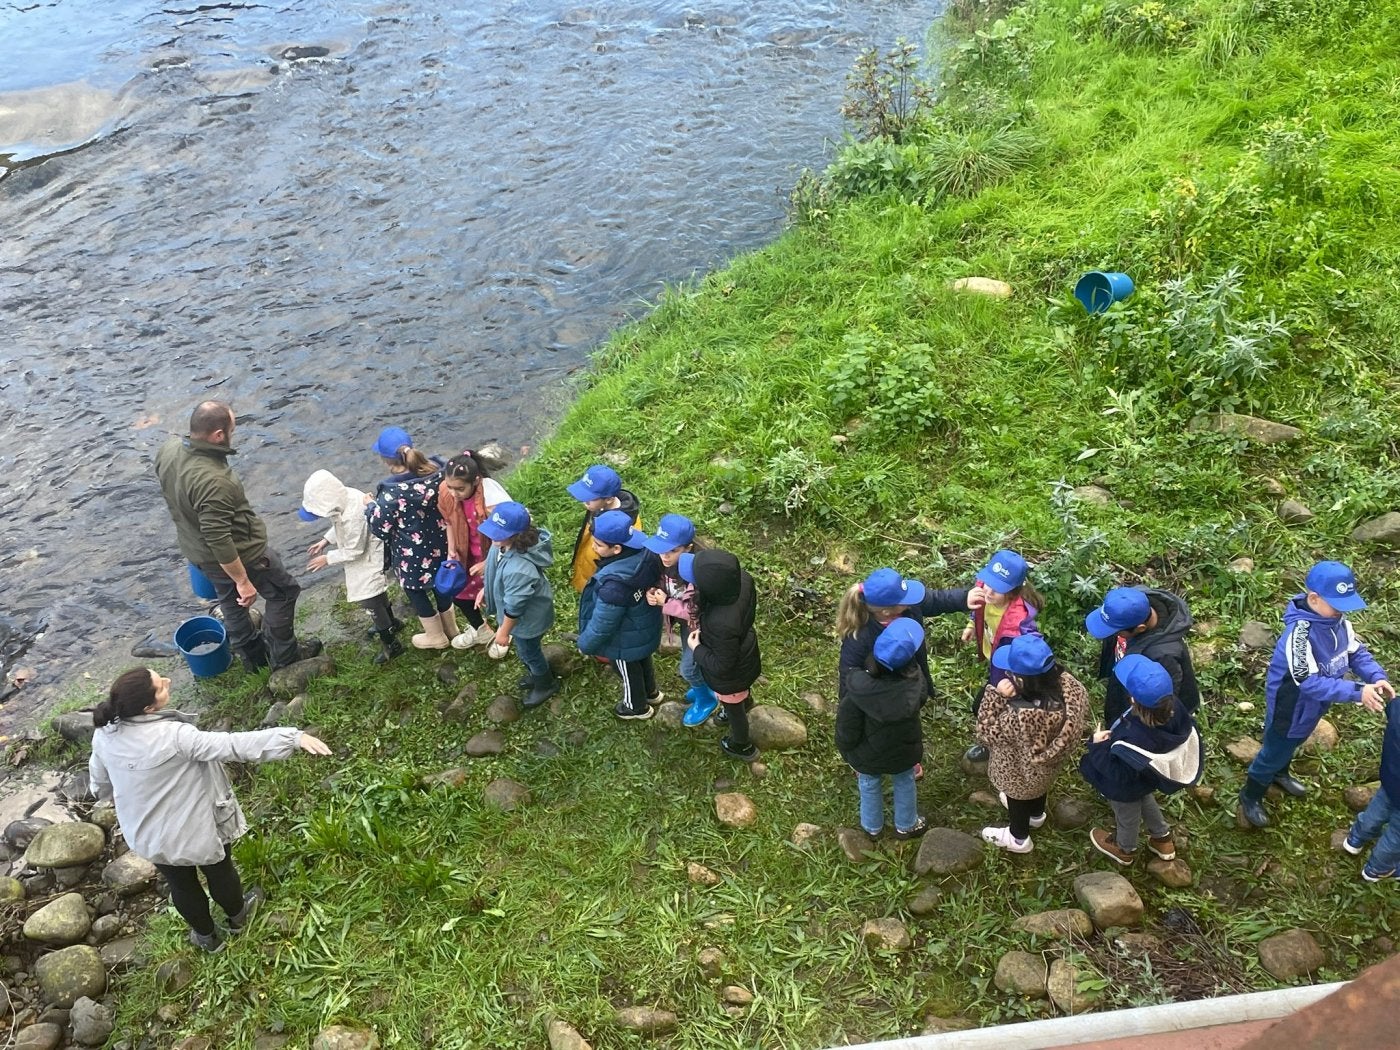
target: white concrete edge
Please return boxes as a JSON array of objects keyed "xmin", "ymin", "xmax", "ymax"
[{"xmin": 823, "ymin": 981, "xmax": 1347, "ymax": 1050}]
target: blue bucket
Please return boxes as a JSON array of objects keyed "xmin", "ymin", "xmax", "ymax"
[
  {"xmin": 1074, "ymin": 271, "xmax": 1134, "ymax": 314},
  {"xmin": 188, "ymin": 563, "xmax": 219, "ymax": 600},
  {"xmin": 174, "ymin": 615, "xmax": 232, "ymax": 678}
]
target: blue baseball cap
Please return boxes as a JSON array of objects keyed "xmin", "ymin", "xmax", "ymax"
[
  {"xmin": 373, "ymin": 426, "xmax": 413, "ymax": 459},
  {"xmin": 1085, "ymin": 586, "xmax": 1152, "ymax": 639},
  {"xmin": 1113, "ymin": 654, "xmax": 1174, "ymax": 708},
  {"xmin": 593, "ymin": 509, "xmax": 646, "ymax": 549},
  {"xmin": 677, "ymin": 552, "xmax": 696, "ymax": 584},
  {"xmin": 979, "ymin": 549, "xmax": 1028, "ymax": 594},
  {"xmin": 479, "ymin": 501, "xmax": 530, "ymax": 542},
  {"xmin": 861, "ymin": 568, "xmax": 927, "ymax": 608},
  {"xmin": 644, "ymin": 513, "xmax": 695, "ymax": 553},
  {"xmin": 874, "ymin": 618, "xmax": 925, "ymax": 671},
  {"xmin": 1305, "ymin": 560, "xmax": 1366, "ymax": 612},
  {"xmin": 990, "ymin": 635, "xmax": 1055, "ymax": 676},
  {"xmin": 567, "ymin": 464, "xmax": 622, "ymax": 502},
  {"xmin": 297, "ymin": 508, "xmax": 322, "ymax": 522}
]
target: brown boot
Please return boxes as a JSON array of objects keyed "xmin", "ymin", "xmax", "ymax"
[
  {"xmin": 1148, "ymin": 834, "xmax": 1177, "ymax": 861},
  {"xmin": 1089, "ymin": 827, "xmax": 1136, "ymax": 866}
]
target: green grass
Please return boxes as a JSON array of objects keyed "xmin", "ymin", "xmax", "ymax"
[{"xmin": 73, "ymin": 0, "xmax": 1400, "ymax": 1045}]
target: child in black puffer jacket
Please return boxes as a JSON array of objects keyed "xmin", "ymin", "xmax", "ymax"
[{"xmin": 681, "ymin": 549, "xmax": 762, "ymax": 761}]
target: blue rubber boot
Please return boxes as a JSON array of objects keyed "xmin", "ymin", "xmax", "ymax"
[{"xmin": 683, "ymin": 684, "xmax": 720, "ymax": 727}]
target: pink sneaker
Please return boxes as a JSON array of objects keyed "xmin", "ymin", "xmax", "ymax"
[{"xmin": 981, "ymin": 826, "xmax": 1033, "ymax": 854}]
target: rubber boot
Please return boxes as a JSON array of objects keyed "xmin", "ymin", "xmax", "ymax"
[
  {"xmin": 412, "ymin": 615, "xmax": 450, "ymax": 649},
  {"xmin": 683, "ymin": 683, "xmax": 720, "ymax": 727},
  {"xmin": 374, "ymin": 628, "xmax": 405, "ymax": 665},
  {"xmin": 439, "ymin": 607, "xmax": 460, "ymax": 640},
  {"xmin": 523, "ymin": 674, "xmax": 562, "ymax": 710}
]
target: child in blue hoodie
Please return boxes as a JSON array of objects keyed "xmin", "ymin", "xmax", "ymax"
[
  {"xmin": 1239, "ymin": 561, "xmax": 1394, "ymax": 829},
  {"xmin": 1342, "ymin": 696, "xmax": 1400, "ymax": 882},
  {"xmin": 478, "ymin": 502, "xmax": 558, "ymax": 710},
  {"xmin": 1081, "ymin": 655, "xmax": 1203, "ymax": 866}
]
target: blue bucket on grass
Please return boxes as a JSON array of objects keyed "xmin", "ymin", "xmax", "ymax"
[
  {"xmin": 174, "ymin": 615, "xmax": 232, "ymax": 678},
  {"xmin": 1074, "ymin": 271, "xmax": 1134, "ymax": 314},
  {"xmin": 188, "ymin": 563, "xmax": 218, "ymax": 600}
]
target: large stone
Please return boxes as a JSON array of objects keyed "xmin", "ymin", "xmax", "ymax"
[
  {"xmin": 483, "ymin": 778, "xmax": 530, "ymax": 812},
  {"xmin": 13, "ymin": 1024, "xmax": 63, "ymax": 1050},
  {"xmin": 464, "ymin": 730, "xmax": 506, "ymax": 757},
  {"xmin": 546, "ymin": 1018, "xmax": 592, "ymax": 1050},
  {"xmin": 1239, "ymin": 621, "xmax": 1275, "ymax": 650},
  {"xmin": 0, "ymin": 875, "xmax": 25, "ymax": 904},
  {"xmin": 746, "ymin": 706, "xmax": 808, "ymax": 750},
  {"xmin": 721, "ymin": 984, "xmax": 754, "ymax": 1005},
  {"xmin": 1013, "ymin": 909, "xmax": 1093, "ymax": 938},
  {"xmin": 914, "ymin": 828, "xmax": 984, "ymax": 876},
  {"xmin": 653, "ymin": 700, "xmax": 688, "ymax": 729},
  {"xmin": 34, "ymin": 945, "xmax": 105, "ymax": 1007},
  {"xmin": 836, "ymin": 827, "xmax": 876, "ymax": 863},
  {"xmin": 543, "ymin": 643, "xmax": 584, "ymax": 678},
  {"xmin": 790, "ymin": 823, "xmax": 822, "ymax": 848},
  {"xmin": 1050, "ymin": 798, "xmax": 1095, "ymax": 831},
  {"xmin": 267, "ymin": 653, "xmax": 335, "ymax": 698},
  {"xmin": 312, "ymin": 1027, "xmax": 380, "ymax": 1050},
  {"xmin": 1303, "ymin": 719, "xmax": 1339, "ymax": 752},
  {"xmin": 156, "ymin": 956, "xmax": 194, "ymax": 993},
  {"xmin": 696, "ymin": 947, "xmax": 726, "ymax": 979},
  {"xmin": 23, "ymin": 893, "xmax": 91, "ymax": 945},
  {"xmin": 1073, "ymin": 872, "xmax": 1144, "ymax": 929},
  {"xmin": 88, "ymin": 803, "xmax": 117, "ymax": 830},
  {"xmin": 1047, "ymin": 958, "xmax": 1098, "ymax": 1014},
  {"xmin": 485, "ymin": 695, "xmax": 521, "ymax": 725},
  {"xmin": 1258, "ymin": 928, "xmax": 1324, "ymax": 980},
  {"xmin": 1278, "ymin": 500, "xmax": 1316, "ymax": 525},
  {"xmin": 50, "ymin": 712, "xmax": 96, "ymax": 744},
  {"xmin": 714, "ymin": 792, "xmax": 757, "ymax": 828},
  {"xmin": 994, "ymin": 951, "xmax": 1047, "ymax": 997},
  {"xmin": 615, "ymin": 1007, "xmax": 677, "ymax": 1034},
  {"xmin": 98, "ymin": 935, "xmax": 145, "ymax": 972},
  {"xmin": 1344, "ymin": 783, "xmax": 1379, "ymax": 812},
  {"xmin": 1193, "ymin": 413, "xmax": 1303, "ymax": 445},
  {"xmin": 687, "ymin": 863, "xmax": 721, "ymax": 887},
  {"xmin": 949, "ymin": 276, "xmax": 1012, "ymax": 298},
  {"xmin": 860, "ymin": 918, "xmax": 911, "ymax": 951},
  {"xmin": 26, "ymin": 823, "xmax": 105, "ymax": 869},
  {"xmin": 1073, "ymin": 485, "xmax": 1114, "ymax": 506},
  {"xmin": 101, "ymin": 852, "xmax": 157, "ymax": 896},
  {"xmin": 1147, "ymin": 858, "xmax": 1194, "ymax": 888},
  {"xmin": 1351, "ymin": 513, "xmax": 1400, "ymax": 545},
  {"xmin": 420, "ymin": 768, "xmax": 468, "ymax": 789},
  {"xmin": 922, "ymin": 1016, "xmax": 977, "ymax": 1035},
  {"xmin": 5, "ymin": 817, "xmax": 53, "ymax": 850},
  {"xmin": 70, "ymin": 995, "xmax": 116, "ymax": 1047},
  {"xmin": 908, "ymin": 884, "xmax": 943, "ymax": 917},
  {"xmin": 1227, "ymin": 737, "xmax": 1262, "ymax": 764}
]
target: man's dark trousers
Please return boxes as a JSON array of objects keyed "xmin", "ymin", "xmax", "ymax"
[{"xmin": 198, "ymin": 550, "xmax": 301, "ymax": 669}]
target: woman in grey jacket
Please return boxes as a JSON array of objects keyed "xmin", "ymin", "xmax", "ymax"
[{"xmin": 89, "ymin": 668, "xmax": 330, "ymax": 951}]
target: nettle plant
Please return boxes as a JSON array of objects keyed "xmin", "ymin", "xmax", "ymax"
[{"xmin": 822, "ymin": 328, "xmax": 948, "ymax": 438}]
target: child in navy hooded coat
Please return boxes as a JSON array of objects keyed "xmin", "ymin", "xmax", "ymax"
[{"xmin": 1343, "ymin": 696, "xmax": 1400, "ymax": 882}]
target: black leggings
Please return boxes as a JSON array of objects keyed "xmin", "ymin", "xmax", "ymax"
[
  {"xmin": 452, "ymin": 597, "xmax": 484, "ymax": 628},
  {"xmin": 359, "ymin": 593, "xmax": 396, "ymax": 631},
  {"xmin": 1007, "ymin": 794, "xmax": 1047, "ymax": 841},
  {"xmin": 404, "ymin": 587, "xmax": 451, "ymax": 617},
  {"xmin": 155, "ymin": 844, "xmax": 243, "ymax": 936},
  {"xmin": 722, "ymin": 695, "xmax": 755, "ymax": 749}
]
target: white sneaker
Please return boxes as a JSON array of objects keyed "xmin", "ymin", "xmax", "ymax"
[
  {"xmin": 474, "ymin": 623, "xmax": 496, "ymax": 646},
  {"xmin": 981, "ymin": 826, "xmax": 1033, "ymax": 854},
  {"xmin": 998, "ymin": 791, "xmax": 1046, "ymax": 829},
  {"xmin": 450, "ymin": 631, "xmax": 482, "ymax": 650}
]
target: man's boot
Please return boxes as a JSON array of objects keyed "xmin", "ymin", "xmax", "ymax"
[
  {"xmin": 374, "ymin": 628, "xmax": 405, "ymax": 665},
  {"xmin": 412, "ymin": 616, "xmax": 450, "ymax": 649}
]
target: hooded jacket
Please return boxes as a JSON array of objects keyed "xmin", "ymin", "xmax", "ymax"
[
  {"xmin": 1097, "ymin": 588, "xmax": 1200, "ymax": 724},
  {"xmin": 570, "ymin": 489, "xmax": 642, "ymax": 593},
  {"xmin": 302, "ymin": 470, "xmax": 387, "ymax": 602},
  {"xmin": 839, "ymin": 587, "xmax": 970, "ymax": 697},
  {"xmin": 690, "ymin": 549, "xmax": 761, "ymax": 694},
  {"xmin": 576, "ymin": 547, "xmax": 662, "ymax": 661},
  {"xmin": 1265, "ymin": 595, "xmax": 1387, "ymax": 739},
  {"xmin": 365, "ymin": 473, "xmax": 449, "ymax": 590},
  {"xmin": 971, "ymin": 591, "xmax": 1040, "ymax": 687},
  {"xmin": 89, "ymin": 711, "xmax": 302, "ymax": 866},
  {"xmin": 836, "ymin": 664, "xmax": 927, "ymax": 774},
  {"xmin": 482, "ymin": 528, "xmax": 555, "ymax": 640},
  {"xmin": 1079, "ymin": 699, "xmax": 1203, "ymax": 802},
  {"xmin": 155, "ymin": 436, "xmax": 267, "ymax": 567},
  {"xmin": 976, "ymin": 670, "xmax": 1090, "ymax": 800},
  {"xmin": 1382, "ymin": 698, "xmax": 1400, "ymax": 806}
]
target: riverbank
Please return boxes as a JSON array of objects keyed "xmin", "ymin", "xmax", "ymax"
[{"xmin": 7, "ymin": 0, "xmax": 1400, "ymax": 1046}]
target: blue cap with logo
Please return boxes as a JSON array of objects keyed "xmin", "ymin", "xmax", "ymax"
[
  {"xmin": 644, "ymin": 513, "xmax": 695, "ymax": 553},
  {"xmin": 990, "ymin": 635, "xmax": 1055, "ymax": 676},
  {"xmin": 979, "ymin": 549, "xmax": 1028, "ymax": 594},
  {"xmin": 478, "ymin": 501, "xmax": 531, "ymax": 542},
  {"xmin": 567, "ymin": 464, "xmax": 622, "ymax": 502},
  {"xmin": 593, "ymin": 509, "xmax": 646, "ymax": 549},
  {"xmin": 1305, "ymin": 560, "xmax": 1366, "ymax": 612},
  {"xmin": 861, "ymin": 567, "xmax": 927, "ymax": 608},
  {"xmin": 874, "ymin": 618, "xmax": 925, "ymax": 671},
  {"xmin": 373, "ymin": 426, "xmax": 413, "ymax": 459},
  {"xmin": 297, "ymin": 508, "xmax": 322, "ymax": 522},
  {"xmin": 1113, "ymin": 653, "xmax": 1175, "ymax": 708},
  {"xmin": 1085, "ymin": 586, "xmax": 1152, "ymax": 639}
]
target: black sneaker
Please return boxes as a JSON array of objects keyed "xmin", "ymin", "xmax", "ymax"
[
  {"xmin": 720, "ymin": 736, "xmax": 759, "ymax": 762},
  {"xmin": 614, "ymin": 700, "xmax": 655, "ymax": 721},
  {"xmin": 229, "ymin": 886, "xmax": 266, "ymax": 931},
  {"xmin": 188, "ymin": 929, "xmax": 224, "ymax": 953},
  {"xmin": 892, "ymin": 817, "xmax": 929, "ymax": 840}
]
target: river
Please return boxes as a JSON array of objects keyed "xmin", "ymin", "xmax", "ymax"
[{"xmin": 0, "ymin": 0, "xmax": 940, "ymax": 732}]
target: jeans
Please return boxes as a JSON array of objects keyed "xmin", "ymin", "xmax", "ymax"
[
  {"xmin": 1351, "ymin": 784, "xmax": 1400, "ymax": 876},
  {"xmin": 1243, "ymin": 720, "xmax": 1303, "ymax": 800},
  {"xmin": 155, "ymin": 844, "xmax": 243, "ymax": 936},
  {"xmin": 1108, "ymin": 794, "xmax": 1170, "ymax": 852},
  {"xmin": 857, "ymin": 769, "xmax": 918, "ymax": 835},
  {"xmin": 404, "ymin": 587, "xmax": 451, "ymax": 617},
  {"xmin": 515, "ymin": 634, "xmax": 552, "ymax": 680},
  {"xmin": 1007, "ymin": 794, "xmax": 1047, "ymax": 840},
  {"xmin": 199, "ymin": 550, "xmax": 301, "ymax": 669},
  {"xmin": 678, "ymin": 630, "xmax": 706, "ymax": 688}
]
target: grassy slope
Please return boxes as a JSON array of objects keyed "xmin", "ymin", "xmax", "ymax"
[{"xmin": 98, "ymin": 1, "xmax": 1400, "ymax": 1047}]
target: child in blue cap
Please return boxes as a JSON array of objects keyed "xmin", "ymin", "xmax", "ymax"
[
  {"xmin": 566, "ymin": 464, "xmax": 643, "ymax": 595},
  {"xmin": 1080, "ymin": 655, "xmax": 1203, "ymax": 866},
  {"xmin": 681, "ymin": 549, "xmax": 762, "ymax": 760},
  {"xmin": 478, "ymin": 502, "xmax": 559, "ymax": 710},
  {"xmin": 837, "ymin": 567, "xmax": 976, "ymax": 694},
  {"xmin": 960, "ymin": 548, "xmax": 1042, "ymax": 764},
  {"xmin": 1342, "ymin": 695, "xmax": 1400, "ymax": 882},
  {"xmin": 643, "ymin": 514, "xmax": 716, "ymax": 726},
  {"xmin": 836, "ymin": 619, "xmax": 930, "ymax": 839},
  {"xmin": 1239, "ymin": 561, "xmax": 1394, "ymax": 828},
  {"xmin": 372, "ymin": 426, "xmax": 445, "ymax": 495},
  {"xmin": 1085, "ymin": 583, "xmax": 1200, "ymax": 725}
]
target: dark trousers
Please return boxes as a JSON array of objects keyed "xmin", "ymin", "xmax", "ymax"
[
  {"xmin": 359, "ymin": 592, "xmax": 396, "ymax": 631},
  {"xmin": 615, "ymin": 656, "xmax": 657, "ymax": 714},
  {"xmin": 1007, "ymin": 794, "xmax": 1047, "ymax": 840},
  {"xmin": 452, "ymin": 598, "xmax": 484, "ymax": 628},
  {"xmin": 1243, "ymin": 720, "xmax": 1303, "ymax": 800},
  {"xmin": 404, "ymin": 587, "xmax": 451, "ymax": 617},
  {"xmin": 200, "ymin": 550, "xmax": 301, "ymax": 669},
  {"xmin": 155, "ymin": 844, "xmax": 243, "ymax": 936},
  {"xmin": 722, "ymin": 694, "xmax": 755, "ymax": 749}
]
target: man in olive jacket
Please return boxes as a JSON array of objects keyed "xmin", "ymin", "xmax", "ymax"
[{"xmin": 156, "ymin": 401, "xmax": 317, "ymax": 670}]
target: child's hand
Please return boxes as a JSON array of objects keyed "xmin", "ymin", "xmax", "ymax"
[
  {"xmin": 688, "ymin": 629, "xmax": 702, "ymax": 650},
  {"xmin": 960, "ymin": 624, "xmax": 975, "ymax": 644},
  {"xmin": 995, "ymin": 678, "xmax": 1017, "ymax": 697},
  {"xmin": 1361, "ymin": 682, "xmax": 1391, "ymax": 712},
  {"xmin": 645, "ymin": 588, "xmax": 666, "ymax": 607},
  {"xmin": 1092, "ymin": 729, "xmax": 1111, "ymax": 744},
  {"xmin": 305, "ymin": 555, "xmax": 329, "ymax": 573},
  {"xmin": 966, "ymin": 586, "xmax": 987, "ymax": 611},
  {"xmin": 307, "ymin": 539, "xmax": 329, "ymax": 556},
  {"xmin": 474, "ymin": 591, "xmax": 487, "ymax": 610},
  {"xmin": 469, "ymin": 560, "xmax": 487, "ymax": 577}
]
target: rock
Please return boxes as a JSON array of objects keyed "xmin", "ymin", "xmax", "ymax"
[
  {"xmin": 14, "ymin": 1024, "xmax": 63, "ymax": 1050},
  {"xmin": 959, "ymin": 751, "xmax": 988, "ymax": 777},
  {"xmin": 101, "ymin": 852, "xmax": 157, "ymax": 896},
  {"xmin": 6, "ymin": 817, "xmax": 53, "ymax": 850},
  {"xmin": 790, "ymin": 823, "xmax": 822, "ymax": 848},
  {"xmin": 697, "ymin": 947, "xmax": 726, "ymax": 979},
  {"xmin": 968, "ymin": 790, "xmax": 1001, "ymax": 808},
  {"xmin": 654, "ymin": 701, "xmax": 688, "ymax": 729},
  {"xmin": 261, "ymin": 701, "xmax": 289, "ymax": 728},
  {"xmin": 800, "ymin": 692, "xmax": 828, "ymax": 717},
  {"xmin": 51, "ymin": 712, "xmax": 96, "ymax": 744},
  {"xmin": 1193, "ymin": 413, "xmax": 1303, "ymax": 445},
  {"xmin": 131, "ymin": 630, "xmax": 181, "ymax": 658},
  {"xmin": 1257, "ymin": 928, "xmax": 1325, "ymax": 980},
  {"xmin": 0, "ymin": 875, "xmax": 25, "ymax": 904},
  {"xmin": 546, "ymin": 1018, "xmax": 592, "ymax": 1050},
  {"xmin": 483, "ymin": 778, "xmax": 530, "ymax": 811},
  {"xmin": 1073, "ymin": 872, "xmax": 1144, "ymax": 929},
  {"xmin": 908, "ymin": 884, "xmax": 943, "ymax": 917},
  {"xmin": 155, "ymin": 956, "xmax": 194, "ymax": 994},
  {"xmin": 53, "ymin": 865, "xmax": 89, "ymax": 890},
  {"xmin": 860, "ymin": 918, "xmax": 911, "ymax": 951},
  {"xmin": 714, "ymin": 792, "xmax": 757, "ymax": 828},
  {"xmin": 473, "ymin": 442, "xmax": 513, "ymax": 472},
  {"xmin": 441, "ymin": 698, "xmax": 471, "ymax": 725},
  {"xmin": 565, "ymin": 729, "xmax": 589, "ymax": 748},
  {"xmin": 1188, "ymin": 784, "xmax": 1216, "ymax": 803},
  {"xmin": 1111, "ymin": 931, "xmax": 1162, "ymax": 956},
  {"xmin": 1331, "ymin": 828, "xmax": 1355, "ymax": 852},
  {"xmin": 913, "ymin": 828, "xmax": 983, "ymax": 876},
  {"xmin": 535, "ymin": 738, "xmax": 561, "ymax": 758},
  {"xmin": 1278, "ymin": 499, "xmax": 1315, "ymax": 525},
  {"xmin": 98, "ymin": 935, "xmax": 144, "ymax": 972},
  {"xmin": 542, "ymin": 643, "xmax": 584, "ymax": 678},
  {"xmin": 994, "ymin": 951, "xmax": 1047, "ymax": 997},
  {"xmin": 284, "ymin": 695, "xmax": 307, "ymax": 722},
  {"xmin": 1050, "ymin": 798, "xmax": 1095, "ymax": 831},
  {"xmin": 1303, "ymin": 719, "xmax": 1338, "ymax": 752},
  {"xmin": 69, "ymin": 996, "xmax": 115, "ymax": 1046},
  {"xmin": 1048, "ymin": 958, "xmax": 1097, "ymax": 1014},
  {"xmin": 1351, "ymin": 512, "xmax": 1400, "ymax": 545},
  {"xmin": 1012, "ymin": 909, "xmax": 1093, "ymax": 938},
  {"xmin": 1147, "ymin": 858, "xmax": 1194, "ymax": 888},
  {"xmin": 721, "ymin": 985, "xmax": 754, "ymax": 1005},
  {"xmin": 1239, "ymin": 621, "xmax": 1274, "ymax": 649},
  {"xmin": 312, "ymin": 1027, "xmax": 380, "ymax": 1050},
  {"xmin": 1344, "ymin": 783, "xmax": 1379, "ymax": 812},
  {"xmin": 746, "ymin": 706, "xmax": 807, "ymax": 750},
  {"xmin": 162, "ymin": 1008, "xmax": 191, "ymax": 1027},
  {"xmin": 687, "ymin": 862, "xmax": 721, "ymax": 887},
  {"xmin": 1189, "ymin": 640, "xmax": 1220, "ymax": 667},
  {"xmin": 836, "ymin": 827, "xmax": 876, "ymax": 862},
  {"xmin": 58, "ymin": 771, "xmax": 94, "ymax": 803},
  {"xmin": 1073, "ymin": 485, "xmax": 1113, "ymax": 505},
  {"xmin": 1237, "ymin": 701, "xmax": 1255, "ymax": 712},
  {"xmin": 88, "ymin": 804, "xmax": 116, "ymax": 831},
  {"xmin": 922, "ymin": 1016, "xmax": 977, "ymax": 1035},
  {"xmin": 1230, "ymin": 557, "xmax": 1255, "ymax": 573},
  {"xmin": 267, "ymin": 653, "xmax": 335, "ymax": 698},
  {"xmin": 615, "ymin": 1006, "xmax": 677, "ymax": 1034},
  {"xmin": 747, "ymin": 761, "xmax": 768, "ymax": 779},
  {"xmin": 464, "ymin": 730, "xmax": 506, "ymax": 757},
  {"xmin": 23, "ymin": 893, "xmax": 91, "ymax": 945},
  {"xmin": 421, "ymin": 768, "xmax": 468, "ymax": 789},
  {"xmin": 485, "ymin": 695, "xmax": 521, "ymax": 725},
  {"xmin": 435, "ymin": 665, "xmax": 458, "ymax": 687},
  {"xmin": 949, "ymin": 276, "xmax": 1012, "ymax": 298},
  {"xmin": 26, "ymin": 823, "xmax": 105, "ymax": 868},
  {"xmin": 1227, "ymin": 737, "xmax": 1262, "ymax": 764},
  {"xmin": 34, "ymin": 945, "xmax": 105, "ymax": 1007},
  {"xmin": 255, "ymin": 1037, "xmax": 291, "ymax": 1050},
  {"xmin": 1261, "ymin": 476, "xmax": 1287, "ymax": 495}
]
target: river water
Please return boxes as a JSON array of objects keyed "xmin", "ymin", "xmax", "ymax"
[{"xmin": 0, "ymin": 0, "xmax": 938, "ymax": 731}]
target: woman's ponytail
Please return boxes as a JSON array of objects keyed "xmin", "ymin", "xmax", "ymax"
[{"xmin": 94, "ymin": 668, "xmax": 157, "ymax": 728}]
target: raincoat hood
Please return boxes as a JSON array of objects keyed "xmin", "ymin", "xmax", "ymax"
[{"xmin": 302, "ymin": 469, "xmax": 350, "ymax": 518}]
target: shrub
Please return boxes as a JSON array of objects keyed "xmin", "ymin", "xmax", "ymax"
[
  {"xmin": 824, "ymin": 138, "xmax": 930, "ymax": 202},
  {"xmin": 923, "ymin": 123, "xmax": 1041, "ymax": 198},
  {"xmin": 821, "ymin": 328, "xmax": 948, "ymax": 438},
  {"xmin": 841, "ymin": 39, "xmax": 934, "ymax": 143}
]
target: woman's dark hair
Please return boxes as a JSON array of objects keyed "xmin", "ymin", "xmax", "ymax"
[
  {"xmin": 501, "ymin": 523, "xmax": 540, "ymax": 552},
  {"xmin": 444, "ymin": 450, "xmax": 491, "ymax": 483},
  {"xmin": 94, "ymin": 668, "xmax": 157, "ymax": 727},
  {"xmin": 1016, "ymin": 665, "xmax": 1065, "ymax": 709}
]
